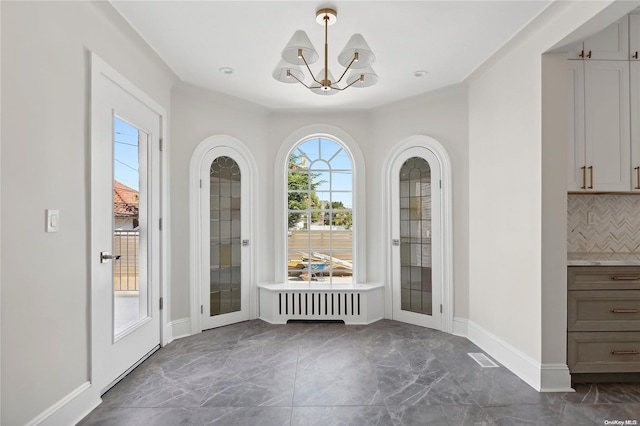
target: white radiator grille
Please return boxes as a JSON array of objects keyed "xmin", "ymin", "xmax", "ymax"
[{"xmin": 278, "ymin": 292, "xmax": 361, "ymax": 318}]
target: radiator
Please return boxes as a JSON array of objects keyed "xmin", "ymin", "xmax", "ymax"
[{"xmin": 258, "ymin": 283, "xmax": 384, "ymax": 325}]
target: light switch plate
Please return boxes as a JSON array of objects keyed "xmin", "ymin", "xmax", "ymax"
[{"xmin": 46, "ymin": 209, "xmax": 59, "ymax": 232}]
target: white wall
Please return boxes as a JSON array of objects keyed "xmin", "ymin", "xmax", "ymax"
[
  {"xmin": 467, "ymin": 0, "xmax": 636, "ymax": 389},
  {"xmin": 170, "ymin": 84, "xmax": 269, "ymax": 321},
  {"xmin": 541, "ymin": 52, "xmax": 570, "ymax": 385},
  {"xmin": 370, "ymin": 86, "xmax": 469, "ymax": 319},
  {"xmin": 5, "ymin": 2, "xmax": 633, "ymax": 422},
  {"xmin": 0, "ymin": 2, "xmax": 175, "ymax": 424},
  {"xmin": 170, "ymin": 86, "xmax": 468, "ymax": 322}
]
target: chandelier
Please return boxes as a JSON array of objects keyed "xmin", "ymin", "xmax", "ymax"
[{"xmin": 272, "ymin": 8, "xmax": 378, "ymax": 95}]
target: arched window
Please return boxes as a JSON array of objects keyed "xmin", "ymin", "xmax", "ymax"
[{"xmin": 287, "ymin": 137, "xmax": 353, "ymax": 284}]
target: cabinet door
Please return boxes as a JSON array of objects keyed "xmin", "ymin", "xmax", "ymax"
[
  {"xmin": 567, "ymin": 43, "xmax": 585, "ymax": 60},
  {"xmin": 630, "ymin": 61, "xmax": 640, "ymax": 191},
  {"xmin": 584, "ymin": 16, "xmax": 629, "ymax": 61},
  {"xmin": 568, "ymin": 60, "xmax": 586, "ymax": 191},
  {"xmin": 629, "ymin": 14, "xmax": 640, "ymax": 61},
  {"xmin": 584, "ymin": 60, "xmax": 631, "ymax": 191}
]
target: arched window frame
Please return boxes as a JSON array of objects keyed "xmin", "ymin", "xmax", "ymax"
[{"xmin": 274, "ymin": 125, "xmax": 366, "ymax": 284}]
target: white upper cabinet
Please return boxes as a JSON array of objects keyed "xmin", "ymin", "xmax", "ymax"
[
  {"xmin": 568, "ymin": 16, "xmax": 629, "ymax": 60},
  {"xmin": 584, "ymin": 61, "xmax": 630, "ymax": 191},
  {"xmin": 567, "ymin": 61, "xmax": 585, "ymax": 191},
  {"xmin": 629, "ymin": 14, "xmax": 640, "ymax": 60},
  {"xmin": 569, "ymin": 61, "xmax": 630, "ymax": 192}
]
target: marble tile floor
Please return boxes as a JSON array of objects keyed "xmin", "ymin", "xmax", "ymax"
[{"xmin": 78, "ymin": 319, "xmax": 640, "ymax": 426}]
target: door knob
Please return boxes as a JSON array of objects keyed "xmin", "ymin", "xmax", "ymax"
[{"xmin": 100, "ymin": 251, "xmax": 121, "ymax": 263}]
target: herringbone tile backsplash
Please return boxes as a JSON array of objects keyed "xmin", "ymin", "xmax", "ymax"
[{"xmin": 568, "ymin": 194, "xmax": 640, "ymax": 253}]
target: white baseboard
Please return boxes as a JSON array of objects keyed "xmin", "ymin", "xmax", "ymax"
[
  {"xmin": 167, "ymin": 318, "xmax": 191, "ymax": 342},
  {"xmin": 24, "ymin": 319, "xmax": 193, "ymax": 426},
  {"xmin": 540, "ymin": 363, "xmax": 574, "ymax": 392},
  {"xmin": 452, "ymin": 316, "xmax": 469, "ymax": 337},
  {"xmin": 452, "ymin": 317, "xmax": 572, "ymax": 392},
  {"xmin": 26, "ymin": 382, "xmax": 101, "ymax": 426}
]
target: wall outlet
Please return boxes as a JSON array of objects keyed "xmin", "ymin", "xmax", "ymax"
[{"xmin": 587, "ymin": 211, "xmax": 597, "ymax": 225}]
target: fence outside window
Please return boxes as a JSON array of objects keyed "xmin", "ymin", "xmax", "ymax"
[{"xmin": 113, "ymin": 230, "xmax": 139, "ymax": 291}]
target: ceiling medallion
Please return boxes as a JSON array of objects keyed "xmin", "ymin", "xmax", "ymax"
[{"xmin": 272, "ymin": 8, "xmax": 378, "ymax": 95}]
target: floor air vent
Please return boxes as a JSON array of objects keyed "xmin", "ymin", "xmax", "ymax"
[{"xmin": 467, "ymin": 352, "xmax": 499, "ymax": 368}]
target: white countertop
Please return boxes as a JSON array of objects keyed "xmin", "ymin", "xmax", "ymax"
[{"xmin": 568, "ymin": 252, "xmax": 640, "ymax": 266}]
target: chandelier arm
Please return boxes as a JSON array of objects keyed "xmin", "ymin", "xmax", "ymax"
[
  {"xmin": 287, "ymin": 70, "xmax": 314, "ymax": 89},
  {"xmin": 334, "ymin": 54, "xmax": 357, "ymax": 85},
  {"xmin": 300, "ymin": 52, "xmax": 323, "ymax": 86},
  {"xmin": 332, "ymin": 74, "xmax": 364, "ymax": 91}
]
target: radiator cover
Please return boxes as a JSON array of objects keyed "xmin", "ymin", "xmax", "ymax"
[{"xmin": 258, "ymin": 283, "xmax": 384, "ymax": 325}]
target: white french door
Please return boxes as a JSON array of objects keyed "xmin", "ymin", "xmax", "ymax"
[
  {"xmin": 91, "ymin": 56, "xmax": 162, "ymax": 393},
  {"xmin": 390, "ymin": 147, "xmax": 442, "ymax": 330},
  {"xmin": 199, "ymin": 147, "xmax": 251, "ymax": 330}
]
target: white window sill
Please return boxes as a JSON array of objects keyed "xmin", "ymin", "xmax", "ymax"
[{"xmin": 258, "ymin": 282, "xmax": 383, "ymax": 292}]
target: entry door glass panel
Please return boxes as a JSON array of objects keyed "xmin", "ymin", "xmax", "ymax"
[
  {"xmin": 113, "ymin": 116, "xmax": 149, "ymax": 337},
  {"xmin": 210, "ymin": 156, "xmax": 242, "ymax": 317},
  {"xmin": 399, "ymin": 157, "xmax": 432, "ymax": 315}
]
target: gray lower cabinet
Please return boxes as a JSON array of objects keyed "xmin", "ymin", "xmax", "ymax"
[{"xmin": 568, "ymin": 266, "xmax": 640, "ymax": 376}]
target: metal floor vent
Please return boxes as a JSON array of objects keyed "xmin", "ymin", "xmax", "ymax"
[{"xmin": 467, "ymin": 352, "xmax": 499, "ymax": 368}]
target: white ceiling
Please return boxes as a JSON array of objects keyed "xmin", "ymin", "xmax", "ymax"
[{"xmin": 110, "ymin": 1, "xmax": 551, "ymax": 110}]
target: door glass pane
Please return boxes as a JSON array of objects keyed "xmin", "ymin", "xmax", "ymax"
[
  {"xmin": 210, "ymin": 156, "xmax": 241, "ymax": 316},
  {"xmin": 113, "ymin": 116, "xmax": 149, "ymax": 336},
  {"xmin": 399, "ymin": 157, "xmax": 432, "ymax": 315}
]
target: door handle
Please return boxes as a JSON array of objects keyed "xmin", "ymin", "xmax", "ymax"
[{"xmin": 100, "ymin": 251, "xmax": 121, "ymax": 263}]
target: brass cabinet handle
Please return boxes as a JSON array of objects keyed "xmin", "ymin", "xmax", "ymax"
[
  {"xmin": 610, "ymin": 309, "xmax": 640, "ymax": 313},
  {"xmin": 581, "ymin": 166, "xmax": 586, "ymax": 189},
  {"xmin": 634, "ymin": 51, "xmax": 639, "ymax": 59},
  {"xmin": 611, "ymin": 350, "xmax": 640, "ymax": 355},
  {"xmin": 579, "ymin": 50, "xmax": 585, "ymax": 58},
  {"xmin": 587, "ymin": 50, "xmax": 592, "ymax": 59},
  {"xmin": 635, "ymin": 166, "xmax": 640, "ymax": 190},
  {"xmin": 612, "ymin": 276, "xmax": 640, "ymax": 280},
  {"xmin": 588, "ymin": 165, "xmax": 593, "ymax": 189}
]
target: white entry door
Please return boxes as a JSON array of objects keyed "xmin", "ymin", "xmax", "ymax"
[
  {"xmin": 200, "ymin": 148, "xmax": 251, "ymax": 330},
  {"xmin": 91, "ymin": 56, "xmax": 162, "ymax": 393},
  {"xmin": 390, "ymin": 147, "xmax": 442, "ymax": 330}
]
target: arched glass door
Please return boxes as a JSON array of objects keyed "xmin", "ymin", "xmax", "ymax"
[
  {"xmin": 391, "ymin": 148, "xmax": 442, "ymax": 329},
  {"xmin": 200, "ymin": 151, "xmax": 250, "ymax": 330}
]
